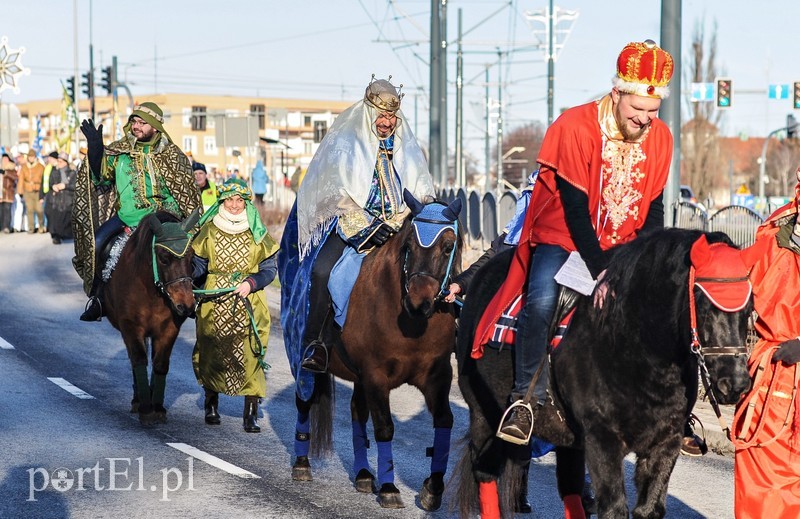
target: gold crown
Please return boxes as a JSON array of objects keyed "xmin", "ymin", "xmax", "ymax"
[
  {"xmin": 613, "ymin": 40, "xmax": 674, "ymax": 98},
  {"xmin": 364, "ymin": 74, "xmax": 404, "ymax": 113}
]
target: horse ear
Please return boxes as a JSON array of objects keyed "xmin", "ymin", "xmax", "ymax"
[
  {"xmin": 181, "ymin": 207, "xmax": 202, "ymax": 233},
  {"xmin": 403, "ymin": 188, "xmax": 424, "ymax": 216},
  {"xmin": 690, "ymin": 234, "xmax": 711, "ymax": 268},
  {"xmin": 442, "ymin": 198, "xmax": 462, "ymax": 221},
  {"xmin": 149, "ymin": 215, "xmax": 164, "ymax": 238}
]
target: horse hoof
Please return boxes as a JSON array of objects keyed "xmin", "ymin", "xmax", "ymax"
[
  {"xmin": 378, "ymin": 483, "xmax": 405, "ymax": 509},
  {"xmin": 138, "ymin": 411, "xmax": 157, "ymax": 426},
  {"xmin": 130, "ymin": 402, "xmax": 139, "ymax": 413},
  {"xmin": 354, "ymin": 468, "xmax": 376, "ymax": 493},
  {"xmin": 292, "ymin": 456, "xmax": 313, "ymax": 482},
  {"xmin": 419, "ymin": 474, "xmax": 444, "ymax": 511}
]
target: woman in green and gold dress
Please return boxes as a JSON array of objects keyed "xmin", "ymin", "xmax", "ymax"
[{"xmin": 192, "ymin": 179, "xmax": 279, "ymax": 432}]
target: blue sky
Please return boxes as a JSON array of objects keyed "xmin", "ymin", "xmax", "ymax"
[{"xmin": 3, "ymin": 0, "xmax": 799, "ymax": 168}]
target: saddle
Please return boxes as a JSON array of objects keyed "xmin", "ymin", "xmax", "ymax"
[{"xmin": 486, "ymin": 285, "xmax": 581, "ymax": 352}]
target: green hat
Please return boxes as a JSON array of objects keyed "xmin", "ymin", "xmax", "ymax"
[
  {"xmin": 198, "ymin": 179, "xmax": 268, "ymax": 244},
  {"xmin": 128, "ymin": 102, "xmax": 169, "ymax": 139},
  {"xmin": 218, "ymin": 178, "xmax": 252, "ymax": 201}
]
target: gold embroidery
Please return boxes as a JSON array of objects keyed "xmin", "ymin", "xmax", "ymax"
[{"xmin": 599, "ymin": 137, "xmax": 647, "ymax": 245}]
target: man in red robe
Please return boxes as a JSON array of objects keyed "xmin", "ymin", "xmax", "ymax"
[
  {"xmin": 474, "ymin": 40, "xmax": 675, "ymax": 445},
  {"xmin": 733, "ymin": 167, "xmax": 800, "ymax": 518}
]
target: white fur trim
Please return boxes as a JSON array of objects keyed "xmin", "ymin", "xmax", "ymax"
[{"xmin": 612, "ymin": 76, "xmax": 670, "ymax": 99}]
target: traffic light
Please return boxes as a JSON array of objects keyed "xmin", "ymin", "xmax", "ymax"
[
  {"xmin": 715, "ymin": 78, "xmax": 733, "ymax": 109},
  {"xmin": 794, "ymin": 81, "xmax": 800, "ymax": 110},
  {"xmin": 81, "ymin": 70, "xmax": 94, "ymax": 98},
  {"xmin": 65, "ymin": 76, "xmax": 75, "ymax": 101},
  {"xmin": 100, "ymin": 66, "xmax": 113, "ymax": 94}
]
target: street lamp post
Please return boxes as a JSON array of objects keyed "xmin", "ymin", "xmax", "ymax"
[{"xmin": 500, "ymin": 146, "xmax": 525, "ymax": 192}]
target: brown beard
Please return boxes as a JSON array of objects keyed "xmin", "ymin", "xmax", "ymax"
[{"xmin": 613, "ymin": 103, "xmax": 648, "ymax": 142}]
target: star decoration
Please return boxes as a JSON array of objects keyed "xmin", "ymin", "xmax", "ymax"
[{"xmin": 0, "ymin": 36, "xmax": 30, "ymax": 94}]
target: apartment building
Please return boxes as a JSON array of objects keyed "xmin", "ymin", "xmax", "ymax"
[{"xmin": 15, "ymin": 93, "xmax": 352, "ymax": 181}]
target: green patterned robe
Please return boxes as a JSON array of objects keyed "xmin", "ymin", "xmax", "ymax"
[
  {"xmin": 72, "ymin": 132, "xmax": 200, "ymax": 295},
  {"xmin": 192, "ymin": 224, "xmax": 279, "ymax": 397}
]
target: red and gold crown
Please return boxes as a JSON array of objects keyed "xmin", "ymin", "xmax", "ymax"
[{"xmin": 612, "ymin": 39, "xmax": 674, "ymax": 99}]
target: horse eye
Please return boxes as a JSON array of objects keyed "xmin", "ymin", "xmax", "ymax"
[{"xmin": 442, "ymin": 242, "xmax": 454, "ymax": 254}]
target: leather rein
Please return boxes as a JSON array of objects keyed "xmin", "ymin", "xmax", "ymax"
[
  {"xmin": 401, "ymin": 216, "xmax": 458, "ymax": 303},
  {"xmin": 688, "ymin": 266, "xmax": 750, "ymax": 440},
  {"xmin": 151, "ymin": 236, "xmax": 194, "ymax": 311}
]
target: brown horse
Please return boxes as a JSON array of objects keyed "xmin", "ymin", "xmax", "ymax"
[
  {"xmin": 281, "ymin": 191, "xmax": 462, "ymax": 510},
  {"xmin": 102, "ymin": 210, "xmax": 197, "ymax": 425}
]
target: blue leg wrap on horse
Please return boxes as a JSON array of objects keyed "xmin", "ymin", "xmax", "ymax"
[
  {"xmin": 430, "ymin": 427, "xmax": 451, "ymax": 474},
  {"xmin": 150, "ymin": 373, "xmax": 166, "ymax": 405},
  {"xmin": 133, "ymin": 365, "xmax": 150, "ymax": 404},
  {"xmin": 377, "ymin": 441, "xmax": 394, "ymax": 485},
  {"xmin": 352, "ymin": 421, "xmax": 370, "ymax": 473},
  {"xmin": 294, "ymin": 412, "xmax": 310, "ymax": 457}
]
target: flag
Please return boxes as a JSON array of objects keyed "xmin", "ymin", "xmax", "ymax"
[{"xmin": 57, "ymin": 80, "xmax": 79, "ymax": 152}]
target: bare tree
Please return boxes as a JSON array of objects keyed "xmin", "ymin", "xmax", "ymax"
[
  {"xmin": 493, "ymin": 122, "xmax": 546, "ymax": 189},
  {"xmin": 681, "ymin": 19, "xmax": 726, "ymax": 201},
  {"xmin": 766, "ymin": 139, "xmax": 800, "ymax": 197}
]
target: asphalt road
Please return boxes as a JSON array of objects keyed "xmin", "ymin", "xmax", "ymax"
[{"xmin": 0, "ymin": 231, "xmax": 738, "ymax": 518}]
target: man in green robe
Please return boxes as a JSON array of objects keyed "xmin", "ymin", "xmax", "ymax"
[{"xmin": 73, "ymin": 102, "xmax": 201, "ymax": 321}]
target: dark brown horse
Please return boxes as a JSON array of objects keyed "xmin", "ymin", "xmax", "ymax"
[
  {"xmin": 282, "ymin": 191, "xmax": 462, "ymax": 510},
  {"xmin": 102, "ymin": 210, "xmax": 197, "ymax": 425}
]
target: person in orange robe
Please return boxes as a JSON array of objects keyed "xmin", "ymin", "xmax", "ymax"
[{"xmin": 733, "ymin": 166, "xmax": 800, "ymax": 519}]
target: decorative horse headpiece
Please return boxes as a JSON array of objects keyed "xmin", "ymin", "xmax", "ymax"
[
  {"xmin": 151, "ymin": 207, "xmax": 202, "ymax": 258},
  {"xmin": 403, "ymin": 189, "xmax": 461, "ymax": 248},
  {"xmin": 690, "ymin": 235, "xmax": 752, "ymax": 312}
]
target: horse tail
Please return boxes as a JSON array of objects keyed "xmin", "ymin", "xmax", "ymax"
[
  {"xmin": 309, "ymin": 372, "xmax": 334, "ymax": 457},
  {"xmin": 449, "ymin": 434, "xmax": 479, "ymax": 518},
  {"xmin": 449, "ymin": 435, "xmax": 527, "ymax": 518}
]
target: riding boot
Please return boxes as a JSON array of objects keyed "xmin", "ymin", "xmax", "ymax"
[
  {"xmin": 243, "ymin": 396, "xmax": 261, "ymax": 433},
  {"xmin": 204, "ymin": 388, "xmax": 220, "ymax": 425},
  {"xmin": 301, "ymin": 339, "xmax": 330, "ymax": 373},
  {"xmin": 80, "ymin": 278, "xmax": 105, "ymax": 322}
]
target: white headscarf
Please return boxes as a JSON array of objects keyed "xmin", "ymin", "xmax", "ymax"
[{"xmin": 296, "ymin": 98, "xmax": 434, "ymax": 258}]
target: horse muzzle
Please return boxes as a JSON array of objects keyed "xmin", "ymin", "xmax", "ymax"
[{"xmin": 403, "ymin": 274, "xmax": 439, "ymax": 318}]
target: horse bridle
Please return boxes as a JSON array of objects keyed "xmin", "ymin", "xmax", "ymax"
[
  {"xmin": 402, "ymin": 216, "xmax": 459, "ymax": 302},
  {"xmin": 151, "ymin": 237, "xmax": 193, "ymax": 310},
  {"xmin": 687, "ymin": 266, "xmax": 750, "ymax": 439}
]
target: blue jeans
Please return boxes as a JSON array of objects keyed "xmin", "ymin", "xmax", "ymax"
[{"xmin": 511, "ymin": 244, "xmax": 569, "ymax": 403}]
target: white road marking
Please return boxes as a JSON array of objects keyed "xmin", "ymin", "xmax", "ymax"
[
  {"xmin": 47, "ymin": 377, "xmax": 95, "ymax": 399},
  {"xmin": 166, "ymin": 443, "xmax": 260, "ymax": 479},
  {"xmin": 0, "ymin": 336, "xmax": 14, "ymax": 349}
]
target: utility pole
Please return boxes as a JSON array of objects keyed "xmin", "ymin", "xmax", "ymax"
[
  {"xmin": 524, "ymin": 3, "xmax": 579, "ymax": 127},
  {"xmin": 455, "ymin": 8, "xmax": 464, "ymax": 187},
  {"xmin": 439, "ymin": 0, "xmax": 448, "ymax": 186},
  {"xmin": 429, "ymin": 0, "xmax": 442, "ymax": 186},
  {"xmin": 484, "ymin": 66, "xmax": 491, "ymax": 193},
  {"xmin": 660, "ymin": 0, "xmax": 681, "ymax": 226},
  {"xmin": 496, "ymin": 49, "xmax": 503, "ymax": 193},
  {"xmin": 88, "ymin": 0, "xmax": 95, "ymax": 121}
]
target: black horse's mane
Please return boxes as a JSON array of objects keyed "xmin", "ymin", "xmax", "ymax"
[
  {"xmin": 130, "ymin": 211, "xmax": 181, "ymax": 268},
  {"xmin": 599, "ymin": 227, "xmax": 734, "ymax": 325}
]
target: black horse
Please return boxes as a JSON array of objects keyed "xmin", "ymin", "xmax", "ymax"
[
  {"xmin": 453, "ymin": 228, "xmax": 753, "ymax": 519},
  {"xmin": 283, "ymin": 191, "xmax": 463, "ymax": 510}
]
